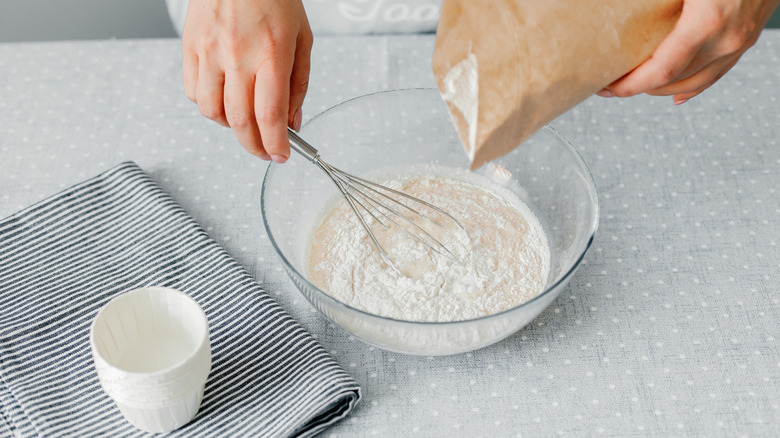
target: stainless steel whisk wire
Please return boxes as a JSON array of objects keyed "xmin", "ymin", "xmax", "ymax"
[{"xmin": 287, "ymin": 128, "xmax": 465, "ymax": 269}]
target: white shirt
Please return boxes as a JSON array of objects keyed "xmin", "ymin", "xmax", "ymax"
[{"xmin": 165, "ymin": 0, "xmax": 441, "ymax": 36}]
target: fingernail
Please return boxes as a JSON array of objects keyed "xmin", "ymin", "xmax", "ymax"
[
  {"xmin": 271, "ymin": 154, "xmax": 288, "ymax": 164},
  {"xmin": 293, "ymin": 108, "xmax": 302, "ymax": 131},
  {"xmin": 596, "ymin": 89, "xmax": 614, "ymax": 98},
  {"xmin": 674, "ymin": 98, "xmax": 689, "ymax": 106}
]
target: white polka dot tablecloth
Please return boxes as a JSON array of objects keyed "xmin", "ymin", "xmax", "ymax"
[{"xmin": 1, "ymin": 32, "xmax": 779, "ymax": 437}]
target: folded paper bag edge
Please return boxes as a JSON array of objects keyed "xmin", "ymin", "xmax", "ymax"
[{"xmin": 433, "ymin": 0, "xmax": 683, "ymax": 170}]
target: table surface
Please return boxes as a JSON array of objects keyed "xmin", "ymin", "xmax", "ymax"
[{"xmin": 1, "ymin": 31, "xmax": 779, "ymax": 437}]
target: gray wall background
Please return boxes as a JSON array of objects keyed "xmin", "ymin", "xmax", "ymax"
[
  {"xmin": 1, "ymin": 0, "xmax": 779, "ymax": 43},
  {"xmin": 0, "ymin": 0, "xmax": 177, "ymax": 42}
]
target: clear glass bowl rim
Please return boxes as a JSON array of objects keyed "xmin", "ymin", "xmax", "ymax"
[{"xmin": 261, "ymin": 88, "xmax": 600, "ymax": 327}]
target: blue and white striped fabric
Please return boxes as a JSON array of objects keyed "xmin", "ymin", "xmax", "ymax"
[{"xmin": 0, "ymin": 161, "xmax": 361, "ymax": 437}]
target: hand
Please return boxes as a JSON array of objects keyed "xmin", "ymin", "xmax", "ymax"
[
  {"xmin": 182, "ymin": 0, "xmax": 313, "ymax": 162},
  {"xmin": 598, "ymin": 0, "xmax": 779, "ymax": 105}
]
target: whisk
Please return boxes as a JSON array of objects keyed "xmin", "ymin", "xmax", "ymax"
[{"xmin": 287, "ymin": 128, "xmax": 465, "ymax": 268}]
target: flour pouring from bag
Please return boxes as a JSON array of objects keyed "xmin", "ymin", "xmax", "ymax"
[{"xmin": 433, "ymin": 0, "xmax": 682, "ymax": 169}]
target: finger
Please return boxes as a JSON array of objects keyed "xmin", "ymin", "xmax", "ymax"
[
  {"xmin": 288, "ymin": 27, "xmax": 313, "ymax": 131},
  {"xmin": 182, "ymin": 47, "xmax": 198, "ymax": 102},
  {"xmin": 254, "ymin": 41, "xmax": 296, "ymax": 163},
  {"xmin": 660, "ymin": 34, "xmax": 744, "ymax": 88},
  {"xmin": 646, "ymin": 53, "xmax": 739, "ymax": 97},
  {"xmin": 672, "ymin": 56, "xmax": 740, "ymax": 104},
  {"xmin": 196, "ymin": 57, "xmax": 229, "ymax": 127},
  {"xmin": 224, "ymin": 72, "xmax": 270, "ymax": 159},
  {"xmin": 607, "ymin": 4, "xmax": 713, "ymax": 97},
  {"xmin": 596, "ymin": 88, "xmax": 614, "ymax": 98}
]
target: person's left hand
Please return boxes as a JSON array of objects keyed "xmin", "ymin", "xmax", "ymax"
[{"xmin": 598, "ymin": 0, "xmax": 780, "ymax": 105}]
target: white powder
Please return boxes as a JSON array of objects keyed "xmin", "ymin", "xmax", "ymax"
[
  {"xmin": 441, "ymin": 52, "xmax": 479, "ymax": 161},
  {"xmin": 308, "ymin": 169, "xmax": 550, "ymax": 323}
]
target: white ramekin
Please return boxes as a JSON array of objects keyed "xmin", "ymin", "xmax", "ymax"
[{"xmin": 90, "ymin": 287, "xmax": 211, "ymax": 433}]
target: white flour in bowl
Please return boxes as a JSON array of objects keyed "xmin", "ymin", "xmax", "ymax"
[{"xmin": 307, "ymin": 169, "xmax": 550, "ymax": 322}]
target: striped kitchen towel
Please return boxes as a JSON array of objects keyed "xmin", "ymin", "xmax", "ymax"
[{"xmin": 0, "ymin": 161, "xmax": 361, "ymax": 437}]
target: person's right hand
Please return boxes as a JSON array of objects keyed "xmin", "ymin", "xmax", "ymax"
[{"xmin": 182, "ymin": 0, "xmax": 313, "ymax": 163}]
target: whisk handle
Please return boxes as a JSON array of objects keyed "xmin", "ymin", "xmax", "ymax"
[{"xmin": 287, "ymin": 127, "xmax": 320, "ymax": 162}]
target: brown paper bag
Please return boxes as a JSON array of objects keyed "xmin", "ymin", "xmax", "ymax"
[{"xmin": 433, "ymin": 0, "xmax": 683, "ymax": 169}]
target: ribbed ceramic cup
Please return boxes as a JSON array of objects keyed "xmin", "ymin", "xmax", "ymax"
[{"xmin": 89, "ymin": 287, "xmax": 211, "ymax": 433}]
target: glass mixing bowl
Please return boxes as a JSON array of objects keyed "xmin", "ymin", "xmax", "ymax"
[{"xmin": 261, "ymin": 89, "xmax": 598, "ymax": 356}]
